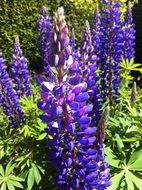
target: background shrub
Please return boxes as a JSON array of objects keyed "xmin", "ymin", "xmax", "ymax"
[{"xmin": 0, "ymin": 0, "xmax": 137, "ymax": 71}]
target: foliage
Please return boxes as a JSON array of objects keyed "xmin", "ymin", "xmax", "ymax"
[
  {"xmin": 0, "ymin": 0, "xmax": 138, "ymax": 65},
  {"xmin": 0, "ymin": 84, "xmax": 57, "ymax": 189},
  {"xmin": 0, "ymin": 1, "xmax": 141, "ymax": 189},
  {"xmin": 105, "ymin": 61, "xmax": 142, "ymax": 190}
]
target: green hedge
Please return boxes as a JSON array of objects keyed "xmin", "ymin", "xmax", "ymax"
[{"xmin": 0, "ymin": 0, "xmax": 137, "ymax": 68}]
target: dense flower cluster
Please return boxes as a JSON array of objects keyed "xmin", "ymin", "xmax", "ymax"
[
  {"xmin": 39, "ymin": 7, "xmax": 111, "ymax": 190},
  {"xmin": 9, "ymin": 36, "xmax": 32, "ymax": 97},
  {"xmin": 96, "ymin": 0, "xmax": 123, "ymax": 104},
  {"xmin": 122, "ymin": 1, "xmax": 135, "ymax": 61},
  {"xmin": 38, "ymin": 6, "xmax": 52, "ymax": 75},
  {"xmin": 0, "ymin": 53, "xmax": 24, "ymax": 127}
]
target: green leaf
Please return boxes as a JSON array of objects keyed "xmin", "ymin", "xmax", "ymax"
[
  {"xmin": 128, "ymin": 158, "xmax": 142, "ymax": 171},
  {"xmin": 107, "ymin": 171, "xmax": 125, "ymax": 190},
  {"xmin": 1, "ymin": 181, "xmax": 7, "ymax": 190},
  {"xmin": 9, "ymin": 176, "xmax": 24, "ymax": 182},
  {"xmin": 5, "ymin": 162, "xmax": 16, "ymax": 176},
  {"xmin": 125, "ymin": 171, "xmax": 134, "ymax": 190},
  {"xmin": 0, "ymin": 165, "xmax": 4, "ymax": 176},
  {"xmin": 105, "ymin": 147, "xmax": 121, "ymax": 168},
  {"xmin": 37, "ymin": 133, "xmax": 47, "ymax": 140},
  {"xmin": 10, "ymin": 179, "xmax": 23, "ymax": 188},
  {"xmin": 27, "ymin": 167, "xmax": 34, "ymax": 190},
  {"xmin": 7, "ymin": 180, "xmax": 15, "ymax": 190},
  {"xmin": 32, "ymin": 164, "xmax": 41, "ymax": 184},
  {"xmin": 128, "ymin": 149, "xmax": 142, "ymax": 165},
  {"xmin": 126, "ymin": 170, "xmax": 142, "ymax": 189},
  {"xmin": 115, "ymin": 133, "xmax": 125, "ymax": 157}
]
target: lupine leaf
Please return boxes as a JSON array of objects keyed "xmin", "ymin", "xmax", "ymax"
[
  {"xmin": 128, "ymin": 158, "xmax": 142, "ymax": 171},
  {"xmin": 105, "ymin": 147, "xmax": 121, "ymax": 168},
  {"xmin": 1, "ymin": 181, "xmax": 6, "ymax": 190},
  {"xmin": 9, "ymin": 176, "xmax": 24, "ymax": 182},
  {"xmin": 32, "ymin": 164, "xmax": 42, "ymax": 184},
  {"xmin": 115, "ymin": 133, "xmax": 125, "ymax": 157},
  {"xmin": 5, "ymin": 162, "xmax": 16, "ymax": 176},
  {"xmin": 107, "ymin": 171, "xmax": 125, "ymax": 190},
  {"xmin": 27, "ymin": 167, "xmax": 34, "ymax": 190},
  {"xmin": 127, "ymin": 149, "xmax": 142, "ymax": 165},
  {"xmin": 125, "ymin": 171, "xmax": 134, "ymax": 190},
  {"xmin": 7, "ymin": 180, "xmax": 15, "ymax": 190},
  {"xmin": 126, "ymin": 170, "xmax": 142, "ymax": 189},
  {"xmin": 10, "ymin": 179, "xmax": 23, "ymax": 188},
  {"xmin": 0, "ymin": 165, "xmax": 4, "ymax": 176}
]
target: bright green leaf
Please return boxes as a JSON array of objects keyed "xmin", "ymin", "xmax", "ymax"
[
  {"xmin": 32, "ymin": 164, "xmax": 41, "ymax": 184},
  {"xmin": 105, "ymin": 147, "xmax": 121, "ymax": 168},
  {"xmin": 5, "ymin": 162, "xmax": 16, "ymax": 176},
  {"xmin": 7, "ymin": 180, "xmax": 15, "ymax": 190},
  {"xmin": 125, "ymin": 171, "xmax": 134, "ymax": 190},
  {"xmin": 10, "ymin": 179, "xmax": 23, "ymax": 189},
  {"xmin": 107, "ymin": 171, "xmax": 125, "ymax": 190},
  {"xmin": 128, "ymin": 158, "xmax": 142, "ymax": 171},
  {"xmin": 27, "ymin": 167, "xmax": 34, "ymax": 190},
  {"xmin": 126, "ymin": 170, "xmax": 142, "ymax": 189},
  {"xmin": 1, "ymin": 181, "xmax": 7, "ymax": 190},
  {"xmin": 0, "ymin": 165, "xmax": 4, "ymax": 177},
  {"xmin": 128, "ymin": 149, "xmax": 142, "ymax": 165}
]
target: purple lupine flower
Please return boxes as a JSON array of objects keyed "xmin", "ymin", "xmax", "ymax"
[
  {"xmin": 9, "ymin": 36, "xmax": 32, "ymax": 97},
  {"xmin": 68, "ymin": 28, "xmax": 82, "ymax": 86},
  {"xmin": 81, "ymin": 20, "xmax": 102, "ymax": 125},
  {"xmin": 0, "ymin": 53, "xmax": 24, "ymax": 127},
  {"xmin": 122, "ymin": 1, "xmax": 135, "ymax": 61},
  {"xmin": 39, "ymin": 7, "xmax": 111, "ymax": 189},
  {"xmin": 92, "ymin": 4, "xmax": 102, "ymax": 65},
  {"xmin": 99, "ymin": 0, "xmax": 123, "ymax": 104},
  {"xmin": 38, "ymin": 5, "xmax": 53, "ymax": 76},
  {"xmin": 95, "ymin": 108, "xmax": 111, "ymax": 189},
  {"xmin": 80, "ymin": 21, "xmax": 111, "ymax": 188}
]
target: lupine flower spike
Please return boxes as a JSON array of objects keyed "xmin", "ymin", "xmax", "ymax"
[
  {"xmin": 0, "ymin": 53, "xmax": 24, "ymax": 127},
  {"xmin": 39, "ymin": 7, "xmax": 111, "ymax": 189},
  {"xmin": 92, "ymin": 4, "xmax": 102, "ymax": 64},
  {"xmin": 38, "ymin": 5, "xmax": 53, "ymax": 76},
  {"xmin": 99, "ymin": 0, "xmax": 123, "ymax": 104},
  {"xmin": 9, "ymin": 36, "xmax": 32, "ymax": 97},
  {"xmin": 122, "ymin": 1, "xmax": 135, "ymax": 61}
]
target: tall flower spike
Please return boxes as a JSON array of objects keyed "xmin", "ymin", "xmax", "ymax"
[
  {"xmin": 0, "ymin": 53, "xmax": 24, "ymax": 127},
  {"xmin": 122, "ymin": 1, "xmax": 135, "ymax": 61},
  {"xmin": 95, "ymin": 107, "xmax": 111, "ymax": 189},
  {"xmin": 9, "ymin": 36, "xmax": 32, "ymax": 97},
  {"xmin": 48, "ymin": 7, "xmax": 71, "ymax": 70},
  {"xmin": 39, "ymin": 8, "xmax": 111, "ymax": 189},
  {"xmin": 81, "ymin": 20, "xmax": 102, "ymax": 126},
  {"xmin": 92, "ymin": 4, "xmax": 102, "ymax": 64},
  {"xmin": 38, "ymin": 5, "xmax": 53, "ymax": 76},
  {"xmin": 99, "ymin": 0, "xmax": 123, "ymax": 104}
]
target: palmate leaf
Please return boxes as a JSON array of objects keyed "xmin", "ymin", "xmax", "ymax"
[
  {"xmin": 1, "ymin": 181, "xmax": 6, "ymax": 190},
  {"xmin": 0, "ymin": 162, "xmax": 24, "ymax": 190},
  {"xmin": 5, "ymin": 161, "xmax": 16, "ymax": 176},
  {"xmin": 27, "ymin": 163, "xmax": 43, "ymax": 190},
  {"xmin": 105, "ymin": 147, "xmax": 121, "ymax": 168},
  {"xmin": 127, "ymin": 149, "xmax": 142, "ymax": 165},
  {"xmin": 107, "ymin": 171, "xmax": 125, "ymax": 190},
  {"xmin": 6, "ymin": 180, "xmax": 15, "ymax": 190},
  {"xmin": 115, "ymin": 134, "xmax": 125, "ymax": 157},
  {"xmin": 128, "ymin": 158, "xmax": 142, "ymax": 171},
  {"xmin": 27, "ymin": 167, "xmax": 34, "ymax": 190},
  {"xmin": 125, "ymin": 171, "xmax": 134, "ymax": 190},
  {"xmin": 0, "ymin": 165, "xmax": 4, "ymax": 177},
  {"xmin": 125, "ymin": 170, "xmax": 142, "ymax": 190}
]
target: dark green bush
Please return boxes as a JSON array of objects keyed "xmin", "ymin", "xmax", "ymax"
[{"xmin": 0, "ymin": 0, "xmax": 137, "ymax": 69}]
